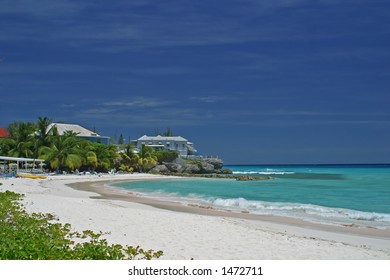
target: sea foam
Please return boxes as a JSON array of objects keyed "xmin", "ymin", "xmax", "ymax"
[
  {"xmin": 232, "ymin": 169, "xmax": 295, "ymax": 175},
  {"xmin": 212, "ymin": 197, "xmax": 390, "ymax": 228}
]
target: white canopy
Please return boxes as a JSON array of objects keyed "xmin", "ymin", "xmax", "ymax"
[
  {"xmin": 0, "ymin": 156, "xmax": 45, "ymax": 162},
  {"xmin": 0, "ymin": 156, "xmax": 45, "ymax": 173}
]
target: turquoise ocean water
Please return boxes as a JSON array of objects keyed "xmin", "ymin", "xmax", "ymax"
[{"xmin": 112, "ymin": 164, "xmax": 390, "ymax": 229}]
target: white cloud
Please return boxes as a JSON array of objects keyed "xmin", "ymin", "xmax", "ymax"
[
  {"xmin": 102, "ymin": 97, "xmax": 174, "ymax": 108},
  {"xmin": 0, "ymin": 0, "xmax": 316, "ymax": 51},
  {"xmin": 190, "ymin": 96, "xmax": 237, "ymax": 103}
]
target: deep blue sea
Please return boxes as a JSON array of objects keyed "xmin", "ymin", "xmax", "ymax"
[{"xmin": 112, "ymin": 164, "xmax": 390, "ymax": 229}]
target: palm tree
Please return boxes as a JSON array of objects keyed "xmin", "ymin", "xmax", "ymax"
[
  {"xmin": 8, "ymin": 121, "xmax": 36, "ymax": 158},
  {"xmin": 137, "ymin": 144, "xmax": 157, "ymax": 172},
  {"xmin": 118, "ymin": 134, "xmax": 124, "ymax": 145},
  {"xmin": 8, "ymin": 121, "xmax": 36, "ymax": 142},
  {"xmin": 0, "ymin": 138, "xmax": 15, "ymax": 156},
  {"xmin": 36, "ymin": 116, "xmax": 52, "ymax": 148},
  {"xmin": 10, "ymin": 140, "xmax": 34, "ymax": 158},
  {"xmin": 77, "ymin": 140, "xmax": 97, "ymax": 170},
  {"xmin": 92, "ymin": 143, "xmax": 117, "ymax": 172},
  {"xmin": 85, "ymin": 151, "xmax": 98, "ymax": 170},
  {"xmin": 63, "ymin": 130, "xmax": 79, "ymax": 138},
  {"xmin": 118, "ymin": 144, "xmax": 139, "ymax": 172},
  {"xmin": 39, "ymin": 134, "xmax": 83, "ymax": 172}
]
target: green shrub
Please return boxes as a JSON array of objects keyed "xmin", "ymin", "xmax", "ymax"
[
  {"xmin": 0, "ymin": 191, "xmax": 163, "ymax": 260},
  {"xmin": 155, "ymin": 150, "xmax": 179, "ymax": 164}
]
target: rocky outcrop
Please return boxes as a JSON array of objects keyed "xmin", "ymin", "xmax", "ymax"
[
  {"xmin": 150, "ymin": 157, "xmax": 273, "ymax": 181},
  {"xmin": 215, "ymin": 168, "xmax": 233, "ymax": 174},
  {"xmin": 200, "ymin": 162, "xmax": 215, "ymax": 173},
  {"xmin": 204, "ymin": 158, "xmax": 223, "ymax": 169},
  {"xmin": 150, "ymin": 157, "xmax": 230, "ymax": 175},
  {"xmin": 184, "ymin": 164, "xmax": 201, "ymax": 173},
  {"xmin": 151, "ymin": 165, "xmax": 169, "ymax": 173},
  {"xmin": 235, "ymin": 175, "xmax": 273, "ymax": 181},
  {"xmin": 173, "ymin": 173, "xmax": 274, "ymax": 181},
  {"xmin": 163, "ymin": 162, "xmax": 184, "ymax": 173}
]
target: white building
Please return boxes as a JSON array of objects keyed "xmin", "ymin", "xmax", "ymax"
[
  {"xmin": 47, "ymin": 123, "xmax": 111, "ymax": 144},
  {"xmin": 133, "ymin": 135, "xmax": 197, "ymax": 157}
]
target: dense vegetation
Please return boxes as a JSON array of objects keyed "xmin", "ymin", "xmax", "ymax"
[
  {"xmin": 0, "ymin": 191, "xmax": 163, "ymax": 260},
  {"xmin": 0, "ymin": 117, "xmax": 179, "ymax": 173}
]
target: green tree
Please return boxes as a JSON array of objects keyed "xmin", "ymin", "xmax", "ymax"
[
  {"xmin": 35, "ymin": 116, "xmax": 52, "ymax": 148},
  {"xmin": 0, "ymin": 138, "xmax": 15, "ymax": 156},
  {"xmin": 162, "ymin": 127, "xmax": 173, "ymax": 136},
  {"xmin": 118, "ymin": 134, "xmax": 124, "ymax": 145},
  {"xmin": 77, "ymin": 140, "xmax": 97, "ymax": 170},
  {"xmin": 137, "ymin": 144, "xmax": 157, "ymax": 172},
  {"xmin": 91, "ymin": 143, "xmax": 117, "ymax": 172},
  {"xmin": 39, "ymin": 134, "xmax": 83, "ymax": 172},
  {"xmin": 154, "ymin": 128, "xmax": 173, "ymax": 136},
  {"xmin": 8, "ymin": 121, "xmax": 37, "ymax": 142},
  {"xmin": 3, "ymin": 116, "xmax": 133, "ymax": 174},
  {"xmin": 8, "ymin": 122, "xmax": 36, "ymax": 158},
  {"xmin": 85, "ymin": 151, "xmax": 98, "ymax": 170},
  {"xmin": 155, "ymin": 150, "xmax": 179, "ymax": 164},
  {"xmin": 117, "ymin": 144, "xmax": 139, "ymax": 172},
  {"xmin": 63, "ymin": 130, "xmax": 79, "ymax": 138}
]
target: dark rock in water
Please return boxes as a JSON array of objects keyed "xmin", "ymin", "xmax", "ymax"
[
  {"xmin": 167, "ymin": 173, "xmax": 273, "ymax": 181},
  {"xmin": 235, "ymin": 175, "xmax": 273, "ymax": 181}
]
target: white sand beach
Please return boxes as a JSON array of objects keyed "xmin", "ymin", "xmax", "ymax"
[{"xmin": 1, "ymin": 174, "xmax": 389, "ymax": 260}]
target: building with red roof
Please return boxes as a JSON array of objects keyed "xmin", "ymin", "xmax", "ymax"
[{"xmin": 0, "ymin": 128, "xmax": 11, "ymax": 138}]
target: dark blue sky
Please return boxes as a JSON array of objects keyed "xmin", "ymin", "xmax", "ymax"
[{"xmin": 1, "ymin": 0, "xmax": 389, "ymax": 164}]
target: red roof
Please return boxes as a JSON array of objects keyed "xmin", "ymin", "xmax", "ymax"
[{"xmin": 0, "ymin": 128, "xmax": 10, "ymax": 138}]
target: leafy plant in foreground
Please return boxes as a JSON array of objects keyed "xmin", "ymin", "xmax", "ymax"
[{"xmin": 0, "ymin": 191, "xmax": 163, "ymax": 260}]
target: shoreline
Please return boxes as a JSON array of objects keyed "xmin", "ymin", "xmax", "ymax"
[
  {"xmin": 69, "ymin": 179, "xmax": 390, "ymax": 239},
  {"xmin": 1, "ymin": 174, "xmax": 390, "ymax": 259}
]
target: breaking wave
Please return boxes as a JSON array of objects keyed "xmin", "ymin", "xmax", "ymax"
[
  {"xmin": 232, "ymin": 168, "xmax": 295, "ymax": 175},
  {"xmin": 211, "ymin": 197, "xmax": 390, "ymax": 228}
]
